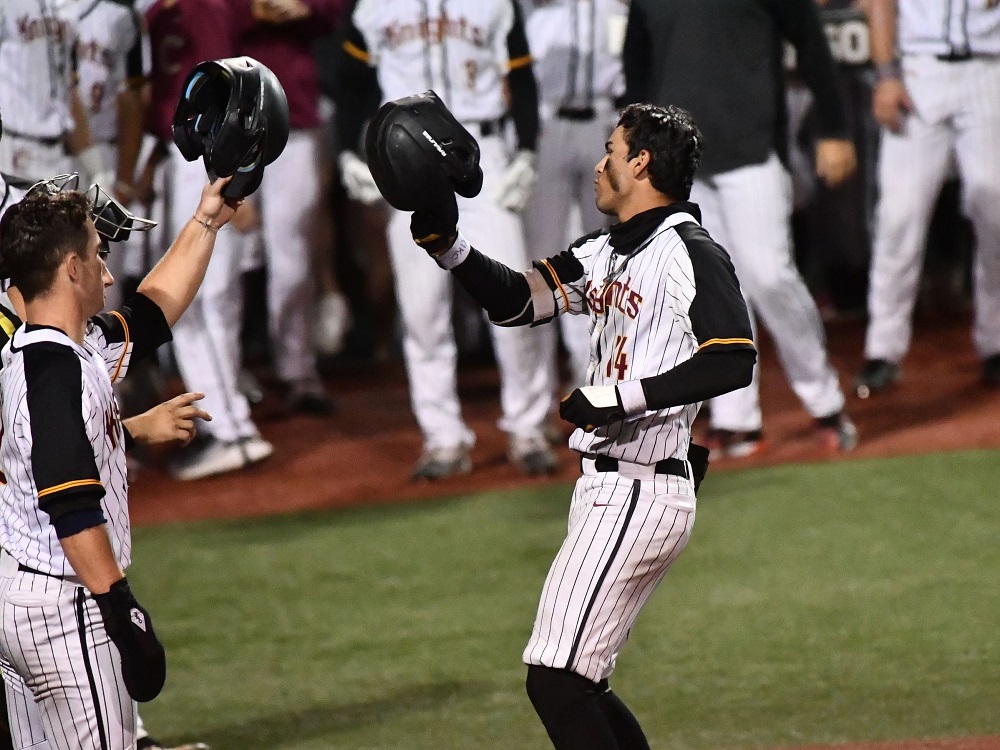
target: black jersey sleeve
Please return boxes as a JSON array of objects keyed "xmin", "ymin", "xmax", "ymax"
[
  {"xmin": 675, "ymin": 223, "xmax": 754, "ymax": 353},
  {"xmin": 334, "ymin": 12, "xmax": 381, "ymax": 155},
  {"xmin": 505, "ymin": 0, "xmax": 540, "ymax": 152},
  {"xmin": 24, "ymin": 344, "xmax": 106, "ymax": 526},
  {"xmin": 91, "ymin": 291, "xmax": 172, "ymax": 374}
]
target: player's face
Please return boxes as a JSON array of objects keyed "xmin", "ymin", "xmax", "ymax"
[
  {"xmin": 594, "ymin": 126, "xmax": 632, "ymax": 216},
  {"xmin": 80, "ymin": 221, "xmax": 114, "ymax": 315}
]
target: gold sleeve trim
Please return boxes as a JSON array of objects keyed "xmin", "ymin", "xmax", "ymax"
[
  {"xmin": 540, "ymin": 259, "xmax": 569, "ymax": 312},
  {"xmin": 343, "ymin": 40, "xmax": 370, "ymax": 63},
  {"xmin": 0, "ymin": 312, "xmax": 17, "ymax": 339},
  {"xmin": 507, "ymin": 54, "xmax": 533, "ymax": 71},
  {"xmin": 38, "ymin": 479, "xmax": 103, "ymax": 497},
  {"xmin": 109, "ymin": 310, "xmax": 130, "ymax": 383},
  {"xmin": 697, "ymin": 337, "xmax": 756, "ymax": 351}
]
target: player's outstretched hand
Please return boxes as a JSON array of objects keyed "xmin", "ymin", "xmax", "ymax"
[
  {"xmin": 560, "ymin": 386, "xmax": 626, "ymax": 431},
  {"xmin": 124, "ymin": 393, "xmax": 212, "ymax": 447},
  {"xmin": 410, "ymin": 191, "xmax": 459, "ymax": 257},
  {"xmin": 93, "ymin": 578, "xmax": 166, "ymax": 702},
  {"xmin": 493, "ymin": 150, "xmax": 538, "ymax": 213},
  {"xmin": 196, "ymin": 175, "xmax": 243, "ymax": 230}
]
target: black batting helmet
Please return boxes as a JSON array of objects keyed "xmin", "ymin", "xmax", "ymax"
[
  {"xmin": 173, "ymin": 56, "xmax": 289, "ymax": 199},
  {"xmin": 364, "ymin": 90, "xmax": 483, "ymax": 211}
]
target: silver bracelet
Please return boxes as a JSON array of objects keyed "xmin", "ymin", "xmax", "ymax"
[
  {"xmin": 193, "ymin": 215, "xmax": 218, "ymax": 233},
  {"xmin": 873, "ymin": 60, "xmax": 903, "ymax": 83}
]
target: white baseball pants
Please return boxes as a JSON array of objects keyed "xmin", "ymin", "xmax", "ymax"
[
  {"xmin": 0, "ymin": 552, "xmax": 137, "ymax": 750},
  {"xmin": 691, "ymin": 154, "xmax": 846, "ymax": 431},
  {"xmin": 0, "ymin": 134, "xmax": 72, "ymax": 184},
  {"xmin": 523, "ymin": 111, "xmax": 614, "ymax": 390},
  {"xmin": 523, "ymin": 463, "xmax": 695, "ymax": 683},
  {"xmin": 865, "ymin": 55, "xmax": 1000, "ymax": 363},
  {"xmin": 385, "ymin": 134, "xmax": 553, "ymax": 450}
]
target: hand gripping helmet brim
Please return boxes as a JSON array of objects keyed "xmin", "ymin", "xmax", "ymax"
[
  {"xmin": 364, "ymin": 90, "xmax": 483, "ymax": 212},
  {"xmin": 172, "ymin": 56, "xmax": 290, "ymax": 199}
]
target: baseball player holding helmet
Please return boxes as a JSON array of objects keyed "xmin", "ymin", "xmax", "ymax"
[
  {"xmin": 336, "ymin": 0, "xmax": 559, "ymax": 479},
  {"xmin": 368, "ymin": 92, "xmax": 755, "ymax": 749}
]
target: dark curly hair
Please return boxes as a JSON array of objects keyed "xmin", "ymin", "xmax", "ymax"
[
  {"xmin": 617, "ymin": 103, "xmax": 703, "ymax": 201},
  {"xmin": 0, "ymin": 192, "xmax": 92, "ymax": 302}
]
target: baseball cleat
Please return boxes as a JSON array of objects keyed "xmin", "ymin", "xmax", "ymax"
[
  {"xmin": 508, "ymin": 435, "xmax": 559, "ymax": 476},
  {"xmin": 285, "ymin": 378, "xmax": 336, "ymax": 416},
  {"xmin": 815, "ymin": 412, "xmax": 858, "ymax": 452},
  {"xmin": 854, "ymin": 359, "xmax": 900, "ymax": 398},
  {"xmin": 411, "ymin": 444, "xmax": 472, "ymax": 481},
  {"xmin": 982, "ymin": 354, "xmax": 1000, "ymax": 388},
  {"xmin": 170, "ymin": 435, "xmax": 274, "ymax": 481},
  {"xmin": 703, "ymin": 428, "xmax": 765, "ymax": 460}
]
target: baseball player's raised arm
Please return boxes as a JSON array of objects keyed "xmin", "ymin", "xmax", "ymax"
[
  {"xmin": 136, "ymin": 176, "xmax": 240, "ymax": 327},
  {"xmin": 334, "ymin": 15, "xmax": 381, "ymax": 155},
  {"xmin": 90, "ymin": 292, "xmax": 173, "ymax": 382},
  {"xmin": 505, "ymin": 0, "xmax": 540, "ymax": 152},
  {"xmin": 22, "ymin": 344, "xmax": 108, "ymax": 543},
  {"xmin": 778, "ymin": 0, "xmax": 851, "ymax": 140}
]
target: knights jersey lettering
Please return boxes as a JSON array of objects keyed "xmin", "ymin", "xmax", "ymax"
[
  {"xmin": 0, "ymin": 293, "xmax": 171, "ymax": 576},
  {"xmin": 543, "ymin": 206, "xmax": 752, "ymax": 464},
  {"xmin": 351, "ymin": 0, "xmax": 521, "ymax": 121}
]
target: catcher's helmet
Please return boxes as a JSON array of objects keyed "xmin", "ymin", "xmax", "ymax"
[
  {"xmin": 364, "ymin": 90, "xmax": 483, "ymax": 211},
  {"xmin": 173, "ymin": 56, "xmax": 289, "ymax": 199}
]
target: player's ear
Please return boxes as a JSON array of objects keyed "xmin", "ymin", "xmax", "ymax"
[{"xmin": 631, "ymin": 149, "xmax": 651, "ymax": 178}]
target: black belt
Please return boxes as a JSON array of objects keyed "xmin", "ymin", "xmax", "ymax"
[
  {"xmin": 478, "ymin": 119, "xmax": 506, "ymax": 137},
  {"xmin": 17, "ymin": 562, "xmax": 65, "ymax": 579},
  {"xmin": 557, "ymin": 106, "xmax": 596, "ymax": 121},
  {"xmin": 3, "ymin": 128, "xmax": 64, "ymax": 147},
  {"xmin": 581, "ymin": 453, "xmax": 689, "ymax": 479}
]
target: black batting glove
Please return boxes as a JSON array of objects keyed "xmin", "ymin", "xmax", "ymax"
[
  {"xmin": 560, "ymin": 386, "xmax": 626, "ymax": 431},
  {"xmin": 93, "ymin": 578, "xmax": 166, "ymax": 702},
  {"xmin": 410, "ymin": 191, "xmax": 459, "ymax": 257}
]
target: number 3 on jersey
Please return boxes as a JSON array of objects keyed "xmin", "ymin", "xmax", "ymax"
[{"xmin": 606, "ymin": 335, "xmax": 629, "ymax": 380}]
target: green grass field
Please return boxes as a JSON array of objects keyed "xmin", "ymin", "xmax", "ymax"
[{"xmin": 132, "ymin": 449, "xmax": 1000, "ymax": 750}]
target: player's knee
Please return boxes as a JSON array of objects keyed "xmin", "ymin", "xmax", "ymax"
[{"xmin": 525, "ymin": 664, "xmax": 599, "ymax": 719}]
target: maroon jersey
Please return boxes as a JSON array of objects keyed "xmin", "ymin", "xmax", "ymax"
[
  {"xmin": 236, "ymin": 0, "xmax": 345, "ymax": 129},
  {"xmin": 144, "ymin": 0, "xmax": 240, "ymax": 142}
]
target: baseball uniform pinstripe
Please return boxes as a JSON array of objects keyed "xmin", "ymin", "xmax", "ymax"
[
  {"xmin": 863, "ymin": 1, "xmax": 1000, "ymax": 367},
  {"xmin": 0, "ymin": 296, "xmax": 171, "ymax": 750},
  {"xmin": 346, "ymin": 0, "xmax": 553, "ymax": 454}
]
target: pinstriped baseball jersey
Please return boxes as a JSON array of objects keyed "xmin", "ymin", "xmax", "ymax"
[
  {"xmin": 350, "ymin": 0, "xmax": 525, "ymax": 122},
  {"xmin": 899, "ymin": 0, "xmax": 1000, "ymax": 56},
  {"xmin": 0, "ymin": 0, "xmax": 79, "ymax": 140},
  {"xmin": 76, "ymin": 0, "xmax": 144, "ymax": 144},
  {"xmin": 0, "ymin": 294, "xmax": 171, "ymax": 577},
  {"xmin": 538, "ymin": 206, "xmax": 753, "ymax": 465}
]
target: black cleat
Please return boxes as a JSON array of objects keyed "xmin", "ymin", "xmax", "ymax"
[{"xmin": 854, "ymin": 359, "xmax": 900, "ymax": 398}]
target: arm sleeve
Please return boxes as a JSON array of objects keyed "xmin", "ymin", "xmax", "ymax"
[
  {"xmin": 505, "ymin": 1, "xmax": 540, "ymax": 152},
  {"xmin": 24, "ymin": 345, "xmax": 106, "ymax": 529},
  {"xmin": 621, "ymin": 1, "xmax": 651, "ymax": 105},
  {"xmin": 334, "ymin": 15, "xmax": 381, "ymax": 154},
  {"xmin": 91, "ymin": 292, "xmax": 172, "ymax": 382},
  {"xmin": 125, "ymin": 10, "xmax": 144, "ymax": 81},
  {"xmin": 638, "ymin": 348, "xmax": 756, "ymax": 411},
  {"xmin": 776, "ymin": 0, "xmax": 851, "ymax": 139}
]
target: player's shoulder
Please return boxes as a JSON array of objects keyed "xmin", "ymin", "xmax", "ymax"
[
  {"xmin": 6, "ymin": 327, "xmax": 85, "ymax": 384},
  {"xmin": 568, "ymin": 226, "xmax": 610, "ymax": 252}
]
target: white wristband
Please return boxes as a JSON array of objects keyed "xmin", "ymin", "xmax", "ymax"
[
  {"xmin": 616, "ymin": 379, "xmax": 648, "ymax": 416},
  {"xmin": 434, "ymin": 231, "xmax": 471, "ymax": 270}
]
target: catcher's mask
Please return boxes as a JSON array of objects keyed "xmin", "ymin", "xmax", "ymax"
[
  {"xmin": 364, "ymin": 90, "xmax": 483, "ymax": 211},
  {"xmin": 24, "ymin": 174, "xmax": 157, "ymax": 243},
  {"xmin": 173, "ymin": 56, "xmax": 289, "ymax": 199}
]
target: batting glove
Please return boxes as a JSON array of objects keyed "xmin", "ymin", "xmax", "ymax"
[
  {"xmin": 93, "ymin": 578, "xmax": 166, "ymax": 702},
  {"xmin": 338, "ymin": 151, "xmax": 383, "ymax": 206},
  {"xmin": 493, "ymin": 150, "xmax": 538, "ymax": 213},
  {"xmin": 560, "ymin": 386, "xmax": 627, "ymax": 431},
  {"xmin": 410, "ymin": 191, "xmax": 459, "ymax": 257}
]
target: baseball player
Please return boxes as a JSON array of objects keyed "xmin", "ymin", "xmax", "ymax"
[
  {"xmin": 0, "ymin": 0, "xmax": 111, "ymax": 189},
  {"xmin": 336, "ymin": 0, "xmax": 560, "ymax": 479},
  {"xmin": 0, "ymin": 171, "xmax": 210, "ymax": 750},
  {"xmin": 0, "ymin": 174, "xmax": 239, "ymax": 750},
  {"xmin": 522, "ymin": 0, "xmax": 628, "ymax": 392},
  {"xmin": 398, "ymin": 102, "xmax": 754, "ymax": 749},
  {"xmin": 854, "ymin": 0, "xmax": 1000, "ymax": 396},
  {"xmin": 624, "ymin": 0, "xmax": 859, "ymax": 457}
]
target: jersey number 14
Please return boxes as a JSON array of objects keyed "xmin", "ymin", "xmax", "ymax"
[{"xmin": 606, "ymin": 335, "xmax": 629, "ymax": 380}]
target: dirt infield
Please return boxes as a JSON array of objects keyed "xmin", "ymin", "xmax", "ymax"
[{"xmin": 128, "ymin": 313, "xmax": 1000, "ymax": 526}]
